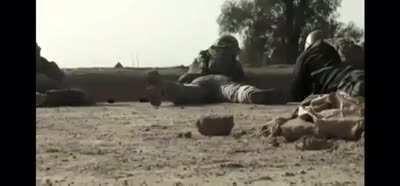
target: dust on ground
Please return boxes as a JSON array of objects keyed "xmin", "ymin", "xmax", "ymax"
[{"xmin": 36, "ymin": 102, "xmax": 364, "ymax": 186}]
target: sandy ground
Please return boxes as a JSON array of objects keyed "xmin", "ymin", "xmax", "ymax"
[{"xmin": 36, "ymin": 102, "xmax": 364, "ymax": 186}]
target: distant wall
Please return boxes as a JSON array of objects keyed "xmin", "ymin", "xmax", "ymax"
[
  {"xmin": 41, "ymin": 65, "xmax": 294, "ymax": 102},
  {"xmin": 244, "ymin": 65, "xmax": 294, "ymax": 97},
  {"xmin": 62, "ymin": 67, "xmax": 187, "ymax": 102}
]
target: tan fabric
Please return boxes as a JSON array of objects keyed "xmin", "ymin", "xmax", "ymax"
[{"xmin": 267, "ymin": 91, "xmax": 364, "ymax": 141}]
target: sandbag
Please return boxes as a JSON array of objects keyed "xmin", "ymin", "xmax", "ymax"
[{"xmin": 266, "ymin": 91, "xmax": 364, "ymax": 141}]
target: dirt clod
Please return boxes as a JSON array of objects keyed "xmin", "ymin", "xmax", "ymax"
[
  {"xmin": 196, "ymin": 114, "xmax": 234, "ymax": 136},
  {"xmin": 177, "ymin": 132, "xmax": 192, "ymax": 138},
  {"xmin": 296, "ymin": 136, "xmax": 334, "ymax": 151},
  {"xmin": 283, "ymin": 172, "xmax": 296, "ymax": 177}
]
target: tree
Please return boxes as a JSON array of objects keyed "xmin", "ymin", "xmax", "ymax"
[
  {"xmin": 217, "ymin": 0, "xmax": 343, "ymax": 65},
  {"xmin": 334, "ymin": 21, "xmax": 364, "ymax": 43}
]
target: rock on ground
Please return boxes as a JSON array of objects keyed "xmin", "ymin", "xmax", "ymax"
[
  {"xmin": 36, "ymin": 102, "xmax": 364, "ymax": 185},
  {"xmin": 196, "ymin": 114, "xmax": 235, "ymax": 136}
]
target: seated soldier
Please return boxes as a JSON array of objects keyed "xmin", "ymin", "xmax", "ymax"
[
  {"xmin": 290, "ymin": 30, "xmax": 365, "ymax": 102},
  {"xmin": 178, "ymin": 35, "xmax": 244, "ymax": 83}
]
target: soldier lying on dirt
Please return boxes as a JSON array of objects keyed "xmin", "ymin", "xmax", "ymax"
[
  {"xmin": 290, "ymin": 30, "xmax": 365, "ymax": 102},
  {"xmin": 145, "ymin": 35, "xmax": 283, "ymax": 106},
  {"xmin": 146, "ymin": 71, "xmax": 280, "ymax": 106}
]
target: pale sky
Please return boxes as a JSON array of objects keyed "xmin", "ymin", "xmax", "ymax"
[{"xmin": 37, "ymin": 0, "xmax": 364, "ymax": 68}]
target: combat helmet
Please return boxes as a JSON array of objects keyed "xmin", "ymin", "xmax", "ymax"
[
  {"xmin": 305, "ymin": 30, "xmax": 325, "ymax": 50},
  {"xmin": 214, "ymin": 35, "xmax": 240, "ymax": 52}
]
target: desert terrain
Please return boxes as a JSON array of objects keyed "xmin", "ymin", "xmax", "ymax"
[
  {"xmin": 36, "ymin": 66, "xmax": 363, "ymax": 185},
  {"xmin": 36, "ymin": 102, "xmax": 363, "ymax": 186}
]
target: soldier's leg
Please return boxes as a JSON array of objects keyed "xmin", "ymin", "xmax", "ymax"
[
  {"xmin": 146, "ymin": 71, "xmax": 209, "ymax": 106},
  {"xmin": 177, "ymin": 73, "xmax": 204, "ymax": 84},
  {"xmin": 219, "ymin": 82, "xmax": 282, "ymax": 104}
]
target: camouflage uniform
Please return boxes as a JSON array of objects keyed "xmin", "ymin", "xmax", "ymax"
[
  {"xmin": 326, "ymin": 38, "xmax": 364, "ymax": 69},
  {"xmin": 147, "ymin": 73, "xmax": 277, "ymax": 105},
  {"xmin": 178, "ymin": 35, "xmax": 244, "ymax": 84},
  {"xmin": 147, "ymin": 35, "xmax": 279, "ymax": 106},
  {"xmin": 290, "ymin": 40, "xmax": 365, "ymax": 102}
]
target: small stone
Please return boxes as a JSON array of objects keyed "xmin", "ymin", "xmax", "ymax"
[
  {"xmin": 299, "ymin": 170, "xmax": 307, "ymax": 174},
  {"xmin": 283, "ymin": 172, "xmax": 295, "ymax": 177},
  {"xmin": 184, "ymin": 132, "xmax": 192, "ymax": 138},
  {"xmin": 220, "ymin": 163, "xmax": 243, "ymax": 168},
  {"xmin": 296, "ymin": 136, "xmax": 333, "ymax": 151},
  {"xmin": 107, "ymin": 98, "xmax": 115, "ymax": 103},
  {"xmin": 174, "ymin": 181, "xmax": 183, "ymax": 186},
  {"xmin": 178, "ymin": 131, "xmax": 192, "ymax": 138},
  {"xmin": 269, "ymin": 137, "xmax": 280, "ymax": 147},
  {"xmin": 233, "ymin": 130, "xmax": 247, "ymax": 139},
  {"xmin": 215, "ymin": 171, "xmax": 225, "ymax": 176}
]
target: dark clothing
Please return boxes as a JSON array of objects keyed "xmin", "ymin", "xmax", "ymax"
[
  {"xmin": 207, "ymin": 45, "xmax": 244, "ymax": 80},
  {"xmin": 290, "ymin": 41, "xmax": 364, "ymax": 101},
  {"xmin": 161, "ymin": 74, "xmax": 278, "ymax": 105},
  {"xmin": 36, "ymin": 56, "xmax": 65, "ymax": 82},
  {"xmin": 178, "ymin": 46, "xmax": 244, "ymax": 84}
]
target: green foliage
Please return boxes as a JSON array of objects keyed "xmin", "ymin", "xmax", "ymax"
[
  {"xmin": 334, "ymin": 21, "xmax": 364, "ymax": 43},
  {"xmin": 217, "ymin": 0, "xmax": 359, "ymax": 65}
]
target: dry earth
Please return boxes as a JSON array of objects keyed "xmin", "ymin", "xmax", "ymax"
[{"xmin": 36, "ymin": 102, "xmax": 364, "ymax": 186}]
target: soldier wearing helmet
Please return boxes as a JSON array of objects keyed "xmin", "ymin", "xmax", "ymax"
[
  {"xmin": 144, "ymin": 35, "xmax": 283, "ymax": 106},
  {"xmin": 178, "ymin": 34, "xmax": 244, "ymax": 83},
  {"xmin": 290, "ymin": 30, "xmax": 364, "ymax": 101}
]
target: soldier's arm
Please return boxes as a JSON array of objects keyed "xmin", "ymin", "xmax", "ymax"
[
  {"xmin": 289, "ymin": 53, "xmax": 308, "ymax": 102},
  {"xmin": 199, "ymin": 50, "xmax": 211, "ymax": 75},
  {"xmin": 233, "ymin": 61, "xmax": 245, "ymax": 81},
  {"xmin": 178, "ymin": 51, "xmax": 209, "ymax": 84}
]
